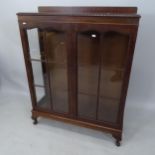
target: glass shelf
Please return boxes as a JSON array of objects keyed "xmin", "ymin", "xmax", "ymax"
[{"xmin": 30, "ymin": 58, "xmax": 67, "ymax": 65}]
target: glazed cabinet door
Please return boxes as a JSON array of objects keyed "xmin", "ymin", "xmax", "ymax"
[
  {"xmin": 25, "ymin": 25, "xmax": 70, "ymax": 115},
  {"xmin": 76, "ymin": 24, "xmax": 131, "ymax": 125}
]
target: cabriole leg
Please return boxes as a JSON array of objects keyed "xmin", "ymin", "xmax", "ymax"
[
  {"xmin": 31, "ymin": 116, "xmax": 38, "ymax": 125},
  {"xmin": 112, "ymin": 133, "xmax": 122, "ymax": 147}
]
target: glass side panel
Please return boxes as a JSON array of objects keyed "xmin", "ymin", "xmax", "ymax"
[
  {"xmin": 27, "ymin": 28, "xmax": 42, "ymax": 59},
  {"xmin": 45, "ymin": 31, "xmax": 68, "ymax": 113},
  {"xmin": 77, "ymin": 31, "xmax": 129, "ymax": 123},
  {"xmin": 78, "ymin": 32, "xmax": 100, "ymax": 120},
  {"xmin": 31, "ymin": 61, "xmax": 45, "ymax": 86},
  {"xmin": 35, "ymin": 86, "xmax": 51, "ymax": 110},
  {"xmin": 27, "ymin": 29, "xmax": 50, "ymax": 111}
]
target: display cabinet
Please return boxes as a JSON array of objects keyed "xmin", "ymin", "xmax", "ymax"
[{"xmin": 17, "ymin": 7, "xmax": 140, "ymax": 146}]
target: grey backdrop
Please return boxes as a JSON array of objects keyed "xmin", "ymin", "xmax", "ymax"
[{"xmin": 0, "ymin": 0, "xmax": 155, "ymax": 154}]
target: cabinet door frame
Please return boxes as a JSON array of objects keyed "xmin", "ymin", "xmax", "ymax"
[
  {"xmin": 19, "ymin": 21, "xmax": 75, "ymax": 118},
  {"xmin": 73, "ymin": 23, "xmax": 138, "ymax": 128},
  {"xmin": 19, "ymin": 17, "xmax": 139, "ymax": 129}
]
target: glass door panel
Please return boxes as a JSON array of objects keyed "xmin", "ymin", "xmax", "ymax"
[
  {"xmin": 98, "ymin": 31, "xmax": 129, "ymax": 123},
  {"xmin": 45, "ymin": 31, "xmax": 69, "ymax": 113},
  {"xmin": 78, "ymin": 32, "xmax": 100, "ymax": 120},
  {"xmin": 77, "ymin": 30, "xmax": 129, "ymax": 123},
  {"xmin": 27, "ymin": 28, "xmax": 69, "ymax": 114}
]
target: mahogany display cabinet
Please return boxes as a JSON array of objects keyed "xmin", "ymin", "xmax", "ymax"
[{"xmin": 17, "ymin": 7, "xmax": 141, "ymax": 146}]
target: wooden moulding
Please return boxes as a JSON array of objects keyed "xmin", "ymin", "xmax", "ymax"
[
  {"xmin": 32, "ymin": 110, "xmax": 121, "ymax": 135},
  {"xmin": 17, "ymin": 7, "xmax": 140, "ymax": 18},
  {"xmin": 38, "ymin": 6, "xmax": 138, "ymax": 14}
]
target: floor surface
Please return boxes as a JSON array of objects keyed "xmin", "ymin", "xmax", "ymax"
[{"xmin": 0, "ymin": 91, "xmax": 155, "ymax": 155}]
